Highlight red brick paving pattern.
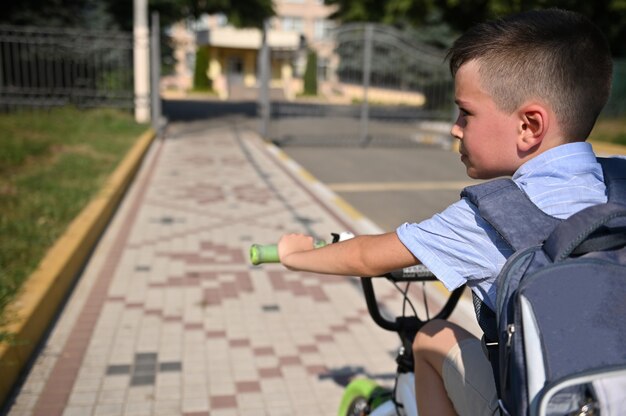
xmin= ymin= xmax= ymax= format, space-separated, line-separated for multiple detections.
xmin=9 ymin=125 xmax=416 ymax=416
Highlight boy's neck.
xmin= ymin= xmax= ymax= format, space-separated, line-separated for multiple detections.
xmin=515 ymin=140 xmax=591 ymax=174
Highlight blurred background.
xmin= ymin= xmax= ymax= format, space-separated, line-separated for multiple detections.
xmin=1 ymin=0 xmax=625 ymax=146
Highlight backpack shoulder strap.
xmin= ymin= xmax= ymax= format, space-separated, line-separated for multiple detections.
xmin=461 ymin=178 xmax=561 ymax=251
xmin=598 ymin=157 xmax=626 ymax=205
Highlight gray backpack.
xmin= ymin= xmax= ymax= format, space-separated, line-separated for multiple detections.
xmin=461 ymin=157 xmax=626 ymax=416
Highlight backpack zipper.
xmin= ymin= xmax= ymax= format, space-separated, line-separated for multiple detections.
xmin=506 ymin=323 xmax=516 ymax=347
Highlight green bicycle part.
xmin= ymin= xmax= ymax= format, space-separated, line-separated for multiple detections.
xmin=250 ymin=244 xmax=279 ymax=265
xmin=337 ymin=378 xmax=390 ymax=416
xmin=249 ymin=240 xmax=327 ymax=265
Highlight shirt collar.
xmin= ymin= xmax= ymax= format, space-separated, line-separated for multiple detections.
xmin=512 ymin=142 xmax=596 ymax=180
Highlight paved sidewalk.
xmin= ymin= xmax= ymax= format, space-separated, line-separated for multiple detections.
xmin=5 ymin=118 xmax=477 ymax=416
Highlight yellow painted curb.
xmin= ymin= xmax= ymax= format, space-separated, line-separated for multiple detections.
xmin=0 ymin=128 xmax=156 ymax=407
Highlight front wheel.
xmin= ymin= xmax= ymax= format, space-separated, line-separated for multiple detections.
xmin=337 ymin=378 xmax=391 ymax=416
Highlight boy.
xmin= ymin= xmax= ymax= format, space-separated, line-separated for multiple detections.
xmin=277 ymin=9 xmax=613 ymax=415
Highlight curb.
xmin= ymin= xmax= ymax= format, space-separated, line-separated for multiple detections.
xmin=262 ymin=140 xmax=384 ymax=236
xmin=0 ymin=128 xmax=157 ymax=407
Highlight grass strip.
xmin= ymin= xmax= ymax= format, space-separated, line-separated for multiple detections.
xmin=0 ymin=107 xmax=146 ymax=338
xmin=591 ymin=115 xmax=626 ymax=145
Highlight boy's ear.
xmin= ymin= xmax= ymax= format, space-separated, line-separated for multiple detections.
xmin=518 ymin=104 xmax=549 ymax=152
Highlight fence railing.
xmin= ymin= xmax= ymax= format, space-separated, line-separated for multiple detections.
xmin=265 ymin=23 xmax=455 ymax=148
xmin=0 ymin=25 xmax=134 ymax=110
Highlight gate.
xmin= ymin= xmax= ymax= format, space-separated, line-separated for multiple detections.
xmin=0 ymin=25 xmax=134 ymax=110
xmin=268 ymin=23 xmax=454 ymax=148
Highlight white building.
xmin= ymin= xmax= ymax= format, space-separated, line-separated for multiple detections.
xmin=165 ymin=0 xmax=337 ymax=100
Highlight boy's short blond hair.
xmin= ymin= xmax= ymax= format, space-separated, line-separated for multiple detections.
xmin=447 ymin=9 xmax=613 ymax=140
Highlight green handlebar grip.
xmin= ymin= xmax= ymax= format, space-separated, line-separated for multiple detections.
xmin=250 ymin=244 xmax=279 ymax=265
xmin=250 ymin=240 xmax=327 ymax=265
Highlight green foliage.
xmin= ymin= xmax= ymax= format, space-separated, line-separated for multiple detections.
xmin=605 ymin=59 xmax=626 ymax=116
xmin=193 ymin=47 xmax=212 ymax=91
xmin=0 ymin=107 xmax=146 ymax=340
xmin=0 ymin=271 xmax=16 ymax=344
xmin=1 ymin=0 xmax=276 ymax=32
xmin=591 ymin=115 xmax=626 ymax=145
xmin=303 ymin=50 xmax=318 ymax=96
xmin=1 ymin=0 xmax=90 ymax=28
xmin=212 ymin=0 xmax=275 ymax=29
xmin=325 ymin=0 xmax=626 ymax=57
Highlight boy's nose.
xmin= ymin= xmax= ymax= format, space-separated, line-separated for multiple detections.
xmin=450 ymin=123 xmax=463 ymax=140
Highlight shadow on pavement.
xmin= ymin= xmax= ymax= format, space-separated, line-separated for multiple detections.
xmin=163 ymin=99 xmax=258 ymax=122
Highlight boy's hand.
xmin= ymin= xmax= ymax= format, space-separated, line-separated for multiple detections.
xmin=277 ymin=233 xmax=316 ymax=267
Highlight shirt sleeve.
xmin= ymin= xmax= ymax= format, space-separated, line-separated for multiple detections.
xmin=396 ymin=198 xmax=513 ymax=308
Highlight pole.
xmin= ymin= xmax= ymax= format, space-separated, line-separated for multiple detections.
xmin=133 ymin=0 xmax=150 ymax=123
xmin=258 ymin=20 xmax=270 ymax=139
xmin=359 ymin=24 xmax=373 ymax=147
xmin=151 ymin=12 xmax=162 ymax=134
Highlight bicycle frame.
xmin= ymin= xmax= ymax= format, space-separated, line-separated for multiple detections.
xmin=352 ymin=275 xmax=465 ymax=416
xmin=364 ymin=372 xmax=416 ymax=416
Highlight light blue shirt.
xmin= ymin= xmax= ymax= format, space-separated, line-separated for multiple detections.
xmin=396 ymin=142 xmax=607 ymax=309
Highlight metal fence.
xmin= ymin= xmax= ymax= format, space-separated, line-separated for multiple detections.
xmin=0 ymin=25 xmax=134 ymax=110
xmin=267 ymin=23 xmax=455 ymax=148
xmin=334 ymin=23 xmax=453 ymax=118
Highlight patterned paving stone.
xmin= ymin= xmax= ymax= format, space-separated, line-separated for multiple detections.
xmin=3 ymin=120 xmax=477 ymax=416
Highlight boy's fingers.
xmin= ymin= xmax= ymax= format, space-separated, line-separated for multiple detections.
xmin=278 ymin=234 xmax=315 ymax=260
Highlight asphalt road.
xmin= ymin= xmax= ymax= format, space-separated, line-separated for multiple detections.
xmin=282 ymin=144 xmax=478 ymax=231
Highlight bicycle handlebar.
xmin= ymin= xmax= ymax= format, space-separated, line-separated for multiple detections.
xmin=250 ymin=241 xmax=327 ymax=265
xmin=249 ymin=234 xmax=464 ymax=335
xmin=387 ymin=265 xmax=437 ymax=281
xmin=250 ymin=232 xmax=355 ymax=265
xmin=249 ymin=235 xmax=438 ymax=283
xmin=362 ymin=277 xmax=465 ymax=332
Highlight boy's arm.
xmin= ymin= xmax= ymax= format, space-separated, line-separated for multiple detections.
xmin=278 ymin=232 xmax=419 ymax=277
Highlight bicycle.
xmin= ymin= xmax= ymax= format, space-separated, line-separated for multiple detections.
xmin=250 ymin=232 xmax=466 ymax=416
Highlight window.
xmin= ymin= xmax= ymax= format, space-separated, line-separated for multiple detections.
xmin=215 ymin=13 xmax=228 ymax=27
xmin=317 ymin=57 xmax=329 ymax=80
xmin=282 ymin=16 xmax=304 ymax=33
xmin=186 ymin=52 xmax=195 ymax=76
xmin=314 ymin=19 xmax=334 ymax=40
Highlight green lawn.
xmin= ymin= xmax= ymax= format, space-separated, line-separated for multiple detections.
xmin=590 ymin=115 xmax=626 ymax=145
xmin=0 ymin=107 xmax=147 ymax=340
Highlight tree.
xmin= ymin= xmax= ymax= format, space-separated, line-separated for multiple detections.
xmin=193 ymin=47 xmax=212 ymax=91
xmin=326 ymin=0 xmax=389 ymax=23
xmin=303 ymin=50 xmax=318 ymax=96
xmin=1 ymin=0 xmax=276 ymax=32
xmin=1 ymin=0 xmax=106 ymax=29
xmin=325 ymin=0 xmax=626 ymax=57
xmin=105 ymin=0 xmax=275 ymax=31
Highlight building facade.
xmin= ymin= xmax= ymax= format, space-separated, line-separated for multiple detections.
xmin=165 ymin=0 xmax=337 ymax=100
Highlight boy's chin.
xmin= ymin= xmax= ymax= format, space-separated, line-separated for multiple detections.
xmin=464 ymin=164 xmax=481 ymax=179
xmin=463 ymin=159 xmax=501 ymax=179
xmin=466 ymin=167 xmax=499 ymax=180
xmin=466 ymin=170 xmax=483 ymax=179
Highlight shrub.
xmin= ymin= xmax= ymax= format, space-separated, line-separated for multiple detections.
xmin=303 ymin=50 xmax=318 ymax=96
xmin=193 ymin=47 xmax=212 ymax=91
